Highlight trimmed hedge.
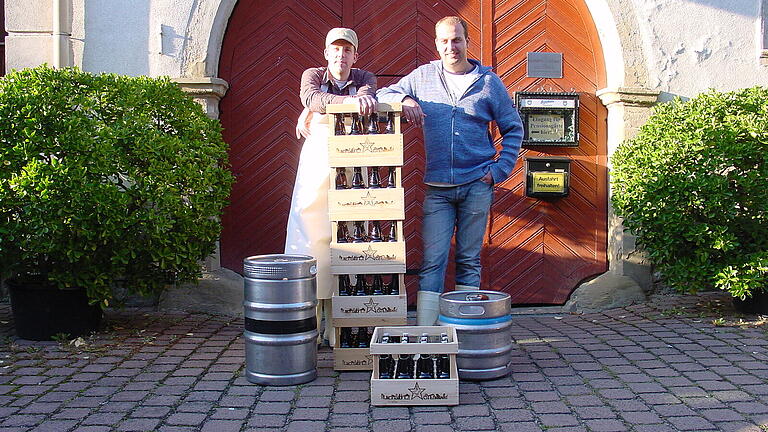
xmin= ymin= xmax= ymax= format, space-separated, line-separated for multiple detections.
xmin=611 ymin=87 xmax=768 ymax=299
xmin=0 ymin=66 xmax=234 ymax=306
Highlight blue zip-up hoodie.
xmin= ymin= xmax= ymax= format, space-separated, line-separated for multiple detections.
xmin=377 ymin=59 xmax=523 ymax=185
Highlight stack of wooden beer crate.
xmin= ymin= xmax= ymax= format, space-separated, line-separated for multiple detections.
xmin=325 ymin=103 xmax=408 ymax=370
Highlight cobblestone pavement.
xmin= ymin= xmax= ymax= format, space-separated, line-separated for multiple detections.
xmin=1 ymin=293 xmax=767 ymax=432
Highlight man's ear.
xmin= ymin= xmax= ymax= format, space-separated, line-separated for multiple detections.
xmin=353 ymin=51 xmax=359 ymax=64
xmin=323 ymin=48 xmax=330 ymax=61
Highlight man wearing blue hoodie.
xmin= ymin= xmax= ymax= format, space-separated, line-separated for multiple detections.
xmin=377 ymin=16 xmax=523 ymax=325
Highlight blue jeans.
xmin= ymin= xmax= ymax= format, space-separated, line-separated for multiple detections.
xmin=419 ymin=179 xmax=494 ymax=293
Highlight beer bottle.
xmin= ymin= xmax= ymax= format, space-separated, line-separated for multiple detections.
xmin=369 ymin=221 xmax=383 ymax=242
xmin=351 ymin=167 xmax=365 ymax=189
xmin=395 ymin=333 xmax=414 ymax=379
xmin=337 ymin=222 xmax=350 ymax=243
xmin=378 ymin=333 xmax=394 ymax=379
xmin=371 ymin=274 xmax=384 ymax=295
xmin=436 ymin=332 xmax=450 ymax=378
xmin=356 ymin=327 xmax=370 ymax=348
xmin=354 ymin=274 xmax=367 ymax=296
xmin=386 ymin=167 xmax=396 ymax=188
xmin=352 ymin=221 xmax=365 ymax=243
xmin=339 ymin=328 xmax=352 ymax=348
xmin=387 ymin=274 xmax=400 ymax=295
xmin=334 ymin=113 xmax=346 ymax=135
xmin=350 ymin=113 xmax=363 ymax=135
xmin=335 ymin=167 xmax=348 ymax=189
xmin=368 ymin=166 xmax=381 ymax=189
xmin=338 ymin=274 xmax=351 ymax=296
xmin=416 ymin=333 xmax=435 ymax=379
xmin=384 ymin=112 xmax=396 ymax=134
xmin=387 ymin=221 xmax=397 ymax=242
xmin=367 ymin=113 xmax=380 ymax=134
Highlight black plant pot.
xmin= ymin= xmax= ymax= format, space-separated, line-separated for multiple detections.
xmin=732 ymin=290 xmax=768 ymax=315
xmin=7 ymin=278 xmax=103 ymax=341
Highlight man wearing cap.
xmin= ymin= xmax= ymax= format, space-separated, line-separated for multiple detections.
xmin=286 ymin=28 xmax=377 ymax=346
xmin=377 ymin=16 xmax=523 ymax=325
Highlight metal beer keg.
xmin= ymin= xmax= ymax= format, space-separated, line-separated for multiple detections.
xmin=243 ymin=254 xmax=318 ymax=385
xmin=437 ymin=290 xmax=513 ymax=380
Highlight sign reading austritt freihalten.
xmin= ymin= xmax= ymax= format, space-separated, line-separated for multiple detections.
xmin=526 ymin=52 xmax=563 ymax=78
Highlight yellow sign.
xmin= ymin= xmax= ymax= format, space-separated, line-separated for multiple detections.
xmin=531 ymin=172 xmax=566 ymax=193
xmin=528 ymin=113 xmax=565 ymax=141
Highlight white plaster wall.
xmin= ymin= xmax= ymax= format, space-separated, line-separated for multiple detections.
xmin=631 ymin=0 xmax=767 ymax=100
xmin=81 ymin=0 xmax=150 ymax=76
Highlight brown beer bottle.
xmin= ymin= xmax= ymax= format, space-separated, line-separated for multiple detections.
xmin=350 ymin=113 xmax=363 ymax=135
xmin=337 ymin=222 xmax=350 ymax=243
xmin=436 ymin=332 xmax=451 ymax=378
xmin=369 ymin=221 xmax=383 ymax=242
xmin=387 ymin=221 xmax=397 ymax=242
xmin=338 ymin=274 xmax=351 ymax=296
xmin=387 ymin=274 xmax=399 ymax=295
xmin=386 ymin=167 xmax=396 ymax=188
xmin=395 ymin=333 xmax=414 ymax=379
xmin=367 ymin=113 xmax=380 ymax=134
xmin=356 ymin=327 xmax=370 ymax=348
xmin=339 ymin=328 xmax=352 ymax=348
xmin=351 ymin=167 xmax=365 ymax=189
xmin=334 ymin=114 xmax=346 ymax=135
xmin=379 ymin=333 xmax=394 ymax=379
xmin=371 ymin=274 xmax=384 ymax=295
xmin=335 ymin=167 xmax=348 ymax=189
xmin=352 ymin=221 xmax=365 ymax=242
xmin=416 ymin=333 xmax=435 ymax=379
xmin=354 ymin=274 xmax=367 ymax=296
xmin=384 ymin=112 xmax=396 ymax=134
xmin=368 ymin=166 xmax=381 ymax=189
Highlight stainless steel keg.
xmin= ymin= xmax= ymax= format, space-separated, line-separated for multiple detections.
xmin=437 ymin=290 xmax=513 ymax=380
xmin=243 ymin=254 xmax=318 ymax=385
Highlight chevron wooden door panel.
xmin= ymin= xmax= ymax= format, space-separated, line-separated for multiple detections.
xmin=217 ymin=0 xmax=606 ymax=305
xmin=488 ymin=0 xmax=607 ymax=304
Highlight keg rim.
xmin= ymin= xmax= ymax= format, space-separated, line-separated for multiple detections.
xmin=439 ymin=289 xmax=511 ymax=305
xmin=244 ymin=254 xmax=315 ymax=264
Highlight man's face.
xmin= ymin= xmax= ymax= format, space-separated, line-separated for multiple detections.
xmin=435 ymin=22 xmax=468 ymax=68
xmin=324 ymin=40 xmax=357 ymax=79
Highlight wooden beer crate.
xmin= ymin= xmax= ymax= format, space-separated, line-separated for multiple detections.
xmin=330 ymin=240 xmax=406 ymax=274
xmin=331 ymin=274 xmax=406 ymax=321
xmin=333 ymin=326 xmax=375 ymax=370
xmin=369 ymin=326 xmax=459 ymax=406
xmin=326 ymin=102 xmax=403 ymax=167
xmin=327 ymin=182 xmax=405 ymax=221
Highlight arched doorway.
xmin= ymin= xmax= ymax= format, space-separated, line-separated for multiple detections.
xmin=218 ymin=0 xmax=607 ymax=304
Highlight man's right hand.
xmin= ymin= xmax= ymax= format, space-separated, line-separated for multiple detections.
xmin=402 ymin=97 xmax=426 ymax=127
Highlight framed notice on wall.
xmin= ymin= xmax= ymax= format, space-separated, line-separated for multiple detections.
xmin=514 ymin=92 xmax=579 ymax=147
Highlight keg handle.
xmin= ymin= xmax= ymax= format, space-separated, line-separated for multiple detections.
xmin=457 ymin=305 xmax=486 ymax=316
xmin=465 ymin=293 xmax=489 ymax=301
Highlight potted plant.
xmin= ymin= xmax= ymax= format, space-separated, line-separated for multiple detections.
xmin=0 ymin=66 xmax=234 ymax=339
xmin=611 ymin=87 xmax=768 ymax=313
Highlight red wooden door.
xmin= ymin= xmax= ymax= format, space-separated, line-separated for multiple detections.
xmin=218 ymin=0 xmax=606 ymax=305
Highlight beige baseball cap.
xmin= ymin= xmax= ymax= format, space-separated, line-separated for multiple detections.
xmin=325 ymin=27 xmax=358 ymax=51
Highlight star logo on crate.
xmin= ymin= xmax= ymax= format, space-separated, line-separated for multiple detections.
xmin=363 ymin=298 xmax=380 ymax=313
xmin=360 ymin=190 xmax=377 ymax=200
xmin=362 ymin=246 xmax=379 ymax=260
xmin=358 ymin=137 xmax=375 ymax=152
xmin=409 ymin=382 xmax=426 ymax=400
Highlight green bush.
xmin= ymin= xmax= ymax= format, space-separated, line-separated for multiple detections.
xmin=611 ymin=87 xmax=768 ymax=299
xmin=0 ymin=66 xmax=234 ymax=306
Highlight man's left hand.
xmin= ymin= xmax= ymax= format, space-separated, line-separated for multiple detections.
xmin=344 ymin=95 xmax=378 ymax=116
xmin=481 ymin=172 xmax=494 ymax=185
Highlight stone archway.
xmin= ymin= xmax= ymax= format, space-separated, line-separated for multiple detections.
xmin=175 ymin=0 xmax=659 ymax=307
